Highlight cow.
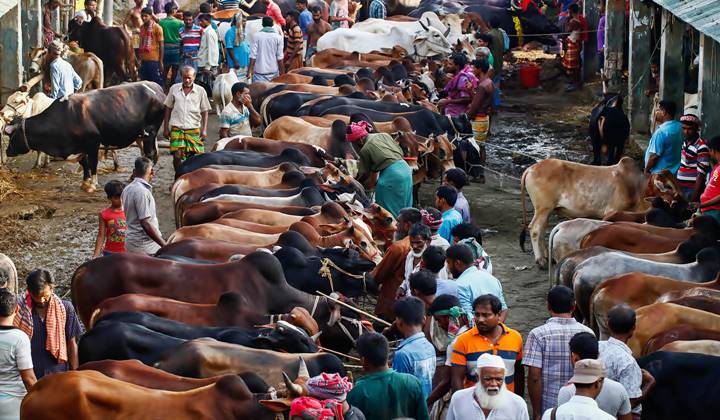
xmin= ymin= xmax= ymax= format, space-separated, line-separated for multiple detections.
xmin=628 ymin=303 xmax=720 ymax=357
xmin=174 ymin=149 xmax=312 ymax=179
xmin=643 ymin=325 xmax=720 ymax=355
xmin=519 ymin=158 xmax=680 ymax=268
xmin=79 ymin=359 xmax=273 ymax=393
xmin=20 ymin=370 xmax=276 ymax=420
xmin=29 ymin=45 xmax=104 ymax=91
xmin=154 ymin=338 xmax=345 ymax=388
xmin=0 ymin=253 xmax=17 ymax=293
xmin=316 ymin=25 xmax=452 ymax=58
xmin=180 ymin=201 xmax=317 ymax=227
xmin=4 ymin=82 xmax=163 ymax=192
xmin=659 ymin=340 xmax=720 ymax=357
xmin=264 ymin=116 xmax=357 ymax=159
xmin=638 ymin=352 xmax=720 ymax=419
xmin=588 ymin=95 xmax=630 ymax=165
xmin=572 ymin=247 xmax=720 ymax=323
xmin=68 ymin=17 xmax=136 ymax=84
xmin=214 ymin=136 xmax=330 ymax=167
xmin=547 ymin=219 xmax=611 ymax=281
xmin=79 ymin=313 xmax=317 ymax=364
xmin=212 ymin=71 xmax=239 ymax=115
xmin=310 ymin=49 xmax=392 ymax=69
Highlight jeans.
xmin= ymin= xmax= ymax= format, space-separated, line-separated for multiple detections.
xmin=139 ymin=61 xmax=163 ymax=86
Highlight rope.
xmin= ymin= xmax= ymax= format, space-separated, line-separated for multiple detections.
xmin=318 ymin=257 xmax=366 ymax=294
xmin=506 ymin=29 xmax=601 ymax=38
xmin=482 ymin=141 xmax=547 ymax=161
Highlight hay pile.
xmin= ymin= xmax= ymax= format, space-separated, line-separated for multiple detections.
xmin=0 ymin=170 xmax=20 ymax=201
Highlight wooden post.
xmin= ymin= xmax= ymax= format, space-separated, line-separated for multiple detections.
xmin=698 ymin=35 xmax=720 ymax=138
xmin=628 ymin=0 xmax=652 ymax=134
xmin=603 ymin=0 xmax=624 ymax=94
xmin=102 ymin=0 xmax=113 ymax=25
xmin=582 ymin=0 xmax=599 ymax=82
xmin=659 ymin=9 xmax=685 ymax=113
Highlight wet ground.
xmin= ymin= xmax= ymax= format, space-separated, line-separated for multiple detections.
xmin=0 ymin=70 xmax=605 ymax=336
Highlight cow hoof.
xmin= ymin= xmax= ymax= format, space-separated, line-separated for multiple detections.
xmin=535 ymin=260 xmax=548 ymax=270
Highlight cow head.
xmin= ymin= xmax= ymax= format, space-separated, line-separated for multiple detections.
xmin=413 ymin=26 xmax=452 ymax=58
xmin=28 ymin=48 xmax=48 ymax=75
xmin=258 ymin=357 xmax=312 ymax=413
xmin=319 ymin=172 xmax=371 ymax=208
xmin=3 ymin=118 xmax=30 ymax=157
xmin=361 ymin=203 xmax=397 ymax=248
xmin=324 ymin=221 xmax=383 ymax=265
xmin=252 ymin=321 xmax=318 ymax=353
xmin=426 ymin=134 xmax=456 ymax=178
xmin=318 ymin=247 xmax=377 ymax=296
xmin=645 ymin=170 xmax=685 ymax=208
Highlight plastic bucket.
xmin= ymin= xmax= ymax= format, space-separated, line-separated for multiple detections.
xmin=519 ymin=65 xmax=541 ymax=89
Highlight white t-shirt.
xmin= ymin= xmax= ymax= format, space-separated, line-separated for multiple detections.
xmin=0 ymin=327 xmax=32 ymax=399
xmin=557 ymin=379 xmax=631 ymax=417
xmin=250 ymin=30 xmax=284 ymax=74
xmin=541 ymin=395 xmax=615 ymax=420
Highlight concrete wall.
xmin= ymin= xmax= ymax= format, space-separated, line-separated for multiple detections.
xmin=628 ymin=0 xmax=652 ymax=134
xmin=659 ymin=9 xmax=685 ymax=113
xmin=698 ymin=34 xmax=720 ymax=137
xmin=0 ymin=4 xmax=23 ymax=104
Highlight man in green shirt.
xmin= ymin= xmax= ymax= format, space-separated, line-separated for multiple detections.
xmin=159 ymin=3 xmax=184 ymax=88
xmin=347 ymin=332 xmax=430 ymax=420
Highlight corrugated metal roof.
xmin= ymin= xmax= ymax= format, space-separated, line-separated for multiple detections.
xmin=654 ymin=0 xmax=720 ymax=43
xmin=0 ymin=0 xmax=18 ymax=19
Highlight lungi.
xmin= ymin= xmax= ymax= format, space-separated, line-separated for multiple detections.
xmin=471 ymin=114 xmax=490 ymax=178
xmin=169 ymin=127 xmax=204 ymax=157
xmin=253 ymin=72 xmax=278 ymax=83
xmin=375 ymin=159 xmax=413 ymax=218
xmin=163 ymin=43 xmax=181 ymax=67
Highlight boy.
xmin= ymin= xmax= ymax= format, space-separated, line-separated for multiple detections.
xmin=92 ymin=180 xmax=127 ymax=258
xmin=697 ymin=136 xmax=720 ymax=223
xmin=436 ymin=186 xmax=463 ymax=243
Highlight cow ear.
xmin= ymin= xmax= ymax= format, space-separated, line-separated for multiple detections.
xmin=258 ymin=399 xmax=293 ymax=413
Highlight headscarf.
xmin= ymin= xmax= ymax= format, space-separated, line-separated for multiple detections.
xmin=306 ymin=373 xmax=353 ymax=401
xmin=429 ymin=305 xmax=467 ymax=352
xmin=289 ymin=397 xmax=337 ymax=420
xmin=458 ymin=237 xmax=492 ymax=272
xmin=232 ymin=12 xmax=244 ymax=46
xmin=420 ymin=209 xmax=443 ymax=230
xmin=346 ymin=121 xmax=370 ymax=142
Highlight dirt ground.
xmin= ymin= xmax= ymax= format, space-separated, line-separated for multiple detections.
xmin=0 ymin=67 xmax=609 ymax=336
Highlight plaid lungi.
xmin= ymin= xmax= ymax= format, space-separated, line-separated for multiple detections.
xmin=169 ymin=127 xmax=203 ymax=156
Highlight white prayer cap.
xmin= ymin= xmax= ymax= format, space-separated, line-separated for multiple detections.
xmin=475 ymin=353 xmax=506 ymax=372
xmin=74 ymin=10 xmax=87 ymax=19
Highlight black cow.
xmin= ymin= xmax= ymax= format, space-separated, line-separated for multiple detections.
xmin=639 ymin=351 xmax=720 ymax=419
xmin=262 ymin=92 xmax=329 ymax=123
xmin=589 ymin=95 xmax=631 ymax=165
xmin=174 ymin=149 xmax=311 ymax=178
xmin=68 ymin=17 xmax=135 ymax=84
xmin=274 ymin=246 xmax=376 ymax=297
xmin=200 ymin=179 xmax=319 ymax=201
xmin=4 ymin=82 xmax=163 ymax=192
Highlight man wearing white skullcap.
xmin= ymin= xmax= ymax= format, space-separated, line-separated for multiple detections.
xmin=447 ymin=353 xmax=529 ymax=419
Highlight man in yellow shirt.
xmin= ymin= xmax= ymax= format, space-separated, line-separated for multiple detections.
xmin=138 ymin=8 xmax=165 ymax=86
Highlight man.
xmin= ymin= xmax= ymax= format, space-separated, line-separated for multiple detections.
xmin=284 ymin=10 xmax=305 ymax=71
xmin=179 ymin=11 xmax=204 ymax=75
xmin=0 ymin=289 xmax=36 ymax=418
xmin=329 ymin=0 xmax=351 ymax=29
xmin=121 ymin=157 xmax=166 ymax=254
xmin=163 ymin=66 xmax=211 ymax=170
xmin=392 ymin=297 xmax=436 ymax=398
xmin=47 ymin=41 xmax=82 ymax=99
xmin=84 ymin=0 xmax=97 ymax=20
xmin=368 ymin=0 xmax=386 ymax=20
xmin=225 ymin=12 xmax=250 ymax=80
xmin=558 ymin=332 xmax=632 ymax=420
xmin=447 ymin=353 xmax=529 ymax=420
xmin=422 ymin=207 xmax=450 ymax=250
xmin=409 ymin=269 xmax=437 ymax=311
xmin=262 ymin=0 xmax=286 ymax=26
xmin=347 ymin=332 xmax=430 ymax=420
xmin=422 ymin=246 xmax=454 ymax=296
xmin=297 ymin=0 xmax=313 ymax=39
xmin=487 ymin=18 xmax=505 ymax=82
xmin=446 ymin=244 xmax=506 ymax=322
xmin=450 ymin=295 xmax=523 ymax=394
xmin=159 ymin=3 xmax=184 ymax=87
xmin=542 ymin=359 xmax=614 ymax=420
xmin=451 ymin=222 xmax=493 ymax=274
xmin=467 ymin=59 xmax=495 ymax=184
xmin=305 ymin=373 xmax=365 ymax=419
xmin=438 ymin=54 xmax=477 ymax=117
xmin=596 ymin=0 xmax=605 ymax=75
xmin=599 ymin=305 xmax=655 ymax=419
xmin=138 ymin=8 xmax=165 ymax=87
xmin=644 ymin=100 xmax=683 ymax=175
xmin=125 ymin=0 xmax=145 ymax=58
xmin=197 ymin=13 xmax=219 ymax=91
xmin=401 ymin=223 xmax=432 ymax=289
xmin=42 ymin=0 xmax=62 ymax=46
xmin=219 ymin=82 xmax=261 ymax=138
xmin=249 ymin=16 xmax=284 ymax=83
xmin=444 ymin=168 xmax=471 ymax=222
xmin=306 ymin=6 xmax=331 ymax=63
xmin=150 ymin=0 xmax=179 ymax=14
xmin=436 ymin=186 xmax=463 ymax=243
xmin=523 ymin=285 xmax=594 ymax=420
xmin=372 ymin=207 xmax=421 ymax=320
xmin=677 ymin=113 xmax=709 ymax=201
xmin=14 ymin=270 xmax=82 ymax=379
xmin=698 ymin=136 xmax=720 ymax=223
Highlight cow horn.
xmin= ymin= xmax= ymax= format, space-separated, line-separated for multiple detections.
xmin=290 ymin=313 xmax=297 ymax=319
xmin=419 ymin=19 xmax=429 ymax=31
xmin=444 ymin=26 xmax=451 ymax=37
xmin=282 ymin=372 xmax=304 ymax=397
xmin=311 ymin=331 xmax=322 ymax=341
xmin=297 ymin=356 xmax=310 ymax=380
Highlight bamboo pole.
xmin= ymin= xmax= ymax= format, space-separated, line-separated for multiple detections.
xmin=319 ymin=346 xmax=361 ymax=361
xmin=316 ymin=291 xmax=391 ymax=327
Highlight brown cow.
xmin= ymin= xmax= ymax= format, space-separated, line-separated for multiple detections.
xmin=642 ymin=324 xmax=720 ymax=355
xmin=212 ymin=219 xmax=290 ymax=234
xmin=29 ymin=45 xmax=104 ymax=91
xmin=221 ymin=201 xmax=348 ymax=227
xmin=628 ymin=303 xmax=720 ymax=357
xmin=519 ymin=158 xmax=681 ymax=268
xmin=20 ymin=370 xmax=274 ymax=420
xmin=181 ymin=201 xmax=317 ymax=227
xmin=155 ymin=238 xmax=257 ymax=262
xmin=310 ymin=48 xmax=392 ymax=69
xmin=658 ymin=339 xmax=720 ymax=356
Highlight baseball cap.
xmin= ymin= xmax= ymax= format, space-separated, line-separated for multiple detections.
xmin=568 ymin=359 xmax=605 ymax=384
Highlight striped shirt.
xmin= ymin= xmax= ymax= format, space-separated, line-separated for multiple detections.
xmin=369 ymin=0 xmax=386 ymax=19
xmin=677 ymin=136 xmax=710 ymax=188
xmin=450 ymin=323 xmax=523 ymax=391
xmin=179 ymin=24 xmax=203 ymax=58
xmin=522 ymin=317 xmax=594 ymax=413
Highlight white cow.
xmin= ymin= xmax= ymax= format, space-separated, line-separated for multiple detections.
xmin=212 ymin=71 xmax=240 ymax=115
xmin=317 ymin=25 xmax=451 ymax=57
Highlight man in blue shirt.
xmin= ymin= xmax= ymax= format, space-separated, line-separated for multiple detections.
xmin=391 ymin=297 xmax=436 ymax=398
xmin=225 ymin=13 xmax=250 ymax=79
xmin=296 ymin=0 xmax=313 ymax=40
xmin=645 ymin=100 xmax=683 ymax=175
xmin=446 ymin=244 xmax=507 ymax=325
xmin=47 ymin=42 xmax=82 ymax=99
xmin=436 ymin=185 xmax=463 ymax=243
xmin=368 ymin=0 xmax=386 ymax=19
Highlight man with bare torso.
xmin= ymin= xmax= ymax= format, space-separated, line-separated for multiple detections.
xmin=125 ymin=0 xmax=145 ymax=59
xmin=305 ymin=5 xmax=331 ymax=64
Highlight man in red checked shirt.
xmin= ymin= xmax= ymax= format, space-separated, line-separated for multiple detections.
xmin=261 ymin=0 xmax=286 ymax=26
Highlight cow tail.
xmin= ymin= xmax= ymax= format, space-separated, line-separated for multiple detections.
xmin=93 ymin=54 xmax=105 ymax=89
xmin=588 ymin=287 xmax=600 ymax=335
xmin=519 ymin=168 xmax=529 ymax=252
xmin=88 ymin=308 xmax=101 ymax=329
xmin=547 ymin=224 xmax=560 ymax=286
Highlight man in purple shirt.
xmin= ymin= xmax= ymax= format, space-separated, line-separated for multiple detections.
xmin=597 ymin=0 xmax=605 ymax=73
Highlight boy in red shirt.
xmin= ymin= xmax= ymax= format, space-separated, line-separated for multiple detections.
xmin=92 ymin=180 xmax=127 ymax=258
xmin=698 ymin=136 xmax=720 ymax=223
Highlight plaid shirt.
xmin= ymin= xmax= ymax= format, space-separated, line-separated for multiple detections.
xmin=368 ymin=0 xmax=386 ymax=19
xmin=522 ymin=317 xmax=594 ymax=412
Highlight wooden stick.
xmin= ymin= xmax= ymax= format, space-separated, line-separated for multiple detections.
xmin=343 ymin=364 xmax=363 ymax=369
xmin=319 ymin=346 xmax=361 ymax=362
xmin=316 ymin=291 xmax=391 ymax=327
